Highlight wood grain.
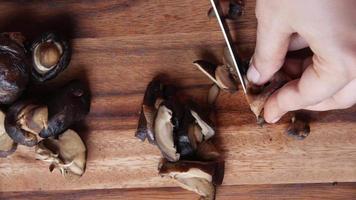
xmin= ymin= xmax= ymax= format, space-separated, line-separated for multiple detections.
xmin=2 ymin=183 xmax=356 ymax=200
xmin=0 ymin=0 xmax=356 ymax=195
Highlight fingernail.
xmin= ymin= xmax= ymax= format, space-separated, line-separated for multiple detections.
xmin=247 ymin=62 xmax=260 ymax=84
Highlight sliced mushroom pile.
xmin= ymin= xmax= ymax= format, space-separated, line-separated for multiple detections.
xmin=136 ymin=78 xmax=224 ymax=200
xmin=193 ymin=46 xmax=311 ymax=139
xmin=0 ymin=31 xmax=90 ymax=179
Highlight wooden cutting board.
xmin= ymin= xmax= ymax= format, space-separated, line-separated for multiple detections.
xmin=1 ymin=0 xmax=356 ymax=195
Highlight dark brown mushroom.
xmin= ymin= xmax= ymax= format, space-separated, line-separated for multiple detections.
xmin=35 ymin=129 xmax=86 ymax=179
xmin=159 ymin=159 xmax=225 ymax=200
xmin=0 ymin=32 xmax=29 ymax=104
xmin=5 ymin=100 xmax=45 ymax=147
xmin=286 ymin=112 xmax=311 ymax=140
xmin=39 ymin=80 xmax=90 ymax=138
xmin=0 ymin=110 xmax=17 ymax=157
xmin=29 ymin=32 xmax=71 ymax=82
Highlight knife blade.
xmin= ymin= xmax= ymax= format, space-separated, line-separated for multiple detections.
xmin=209 ymin=0 xmax=247 ymax=94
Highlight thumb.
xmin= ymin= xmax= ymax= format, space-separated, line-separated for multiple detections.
xmin=247 ymin=20 xmax=293 ymax=85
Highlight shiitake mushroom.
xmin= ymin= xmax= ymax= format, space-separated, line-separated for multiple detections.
xmin=39 ymin=80 xmax=90 ymax=138
xmin=5 ymin=80 xmax=90 ymax=146
xmin=29 ymin=32 xmax=71 ymax=82
xmin=0 ymin=32 xmax=29 ymax=104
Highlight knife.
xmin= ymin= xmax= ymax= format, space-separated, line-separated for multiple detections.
xmin=209 ymin=0 xmax=247 ymax=94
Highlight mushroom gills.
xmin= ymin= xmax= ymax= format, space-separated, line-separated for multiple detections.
xmin=30 ymin=32 xmax=71 ymax=82
xmin=35 ymin=129 xmax=86 ymax=179
xmin=33 ymin=41 xmax=63 ymax=74
xmin=0 ymin=110 xmax=17 ymax=157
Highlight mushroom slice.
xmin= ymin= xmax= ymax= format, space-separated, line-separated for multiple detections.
xmin=35 ymin=129 xmax=86 ymax=179
xmin=193 ymin=60 xmax=237 ymax=92
xmin=190 ymin=110 xmax=215 ymax=141
xmin=5 ymin=100 xmax=46 ymax=147
xmin=215 ymin=66 xmax=237 ymax=91
xmin=39 ymin=80 xmax=91 ymax=138
xmin=30 ymin=32 xmax=71 ymax=82
xmin=287 ymin=112 xmax=311 ymax=140
xmin=0 ymin=32 xmax=29 ymax=105
xmin=135 ymin=79 xmax=162 ymax=143
xmin=159 ymin=160 xmax=225 ymax=200
xmin=154 ymin=104 xmax=180 ymax=162
xmin=208 ymin=84 xmax=220 ymax=106
xmin=0 ymin=110 xmax=17 ymax=157
xmin=245 ymin=71 xmax=290 ymax=122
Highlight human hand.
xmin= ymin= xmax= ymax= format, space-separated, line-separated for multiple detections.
xmin=247 ymin=0 xmax=356 ymax=123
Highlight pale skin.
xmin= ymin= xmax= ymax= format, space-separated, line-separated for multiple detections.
xmin=247 ymin=0 xmax=356 ymax=123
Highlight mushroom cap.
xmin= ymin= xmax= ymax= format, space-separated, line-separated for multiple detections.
xmin=39 ymin=80 xmax=91 ymax=138
xmin=0 ymin=33 xmax=29 ymax=104
xmin=36 ymin=129 xmax=86 ymax=179
xmin=30 ymin=32 xmax=71 ymax=82
xmin=0 ymin=110 xmax=17 ymax=157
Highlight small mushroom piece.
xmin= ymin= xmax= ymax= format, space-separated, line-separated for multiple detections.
xmin=191 ymin=110 xmax=215 ymax=141
xmin=159 ymin=160 xmax=225 ymax=200
xmin=193 ymin=60 xmax=237 ymax=92
xmin=35 ymin=129 xmax=86 ymax=179
xmin=29 ymin=32 xmax=71 ymax=82
xmin=227 ymin=0 xmax=245 ymax=19
xmin=0 ymin=32 xmax=29 ymax=104
xmin=0 ymin=110 xmax=17 ymax=157
xmin=245 ymin=71 xmax=290 ymax=122
xmin=154 ymin=104 xmax=180 ymax=162
xmin=5 ymin=100 xmax=47 ymax=147
xmin=207 ymin=84 xmax=220 ymax=106
xmin=287 ymin=112 xmax=311 ymax=140
xmin=39 ymin=80 xmax=90 ymax=138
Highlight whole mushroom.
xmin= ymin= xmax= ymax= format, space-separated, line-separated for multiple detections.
xmin=29 ymin=32 xmax=71 ymax=82
xmin=5 ymin=80 xmax=91 ymax=146
xmin=0 ymin=32 xmax=29 ymax=104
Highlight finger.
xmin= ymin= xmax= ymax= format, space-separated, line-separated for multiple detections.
xmin=288 ymin=33 xmax=308 ymax=51
xmin=306 ymin=79 xmax=356 ymax=111
xmin=263 ymin=56 xmax=350 ymax=123
xmin=282 ymin=57 xmax=312 ymax=79
xmin=247 ymin=19 xmax=293 ymax=85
